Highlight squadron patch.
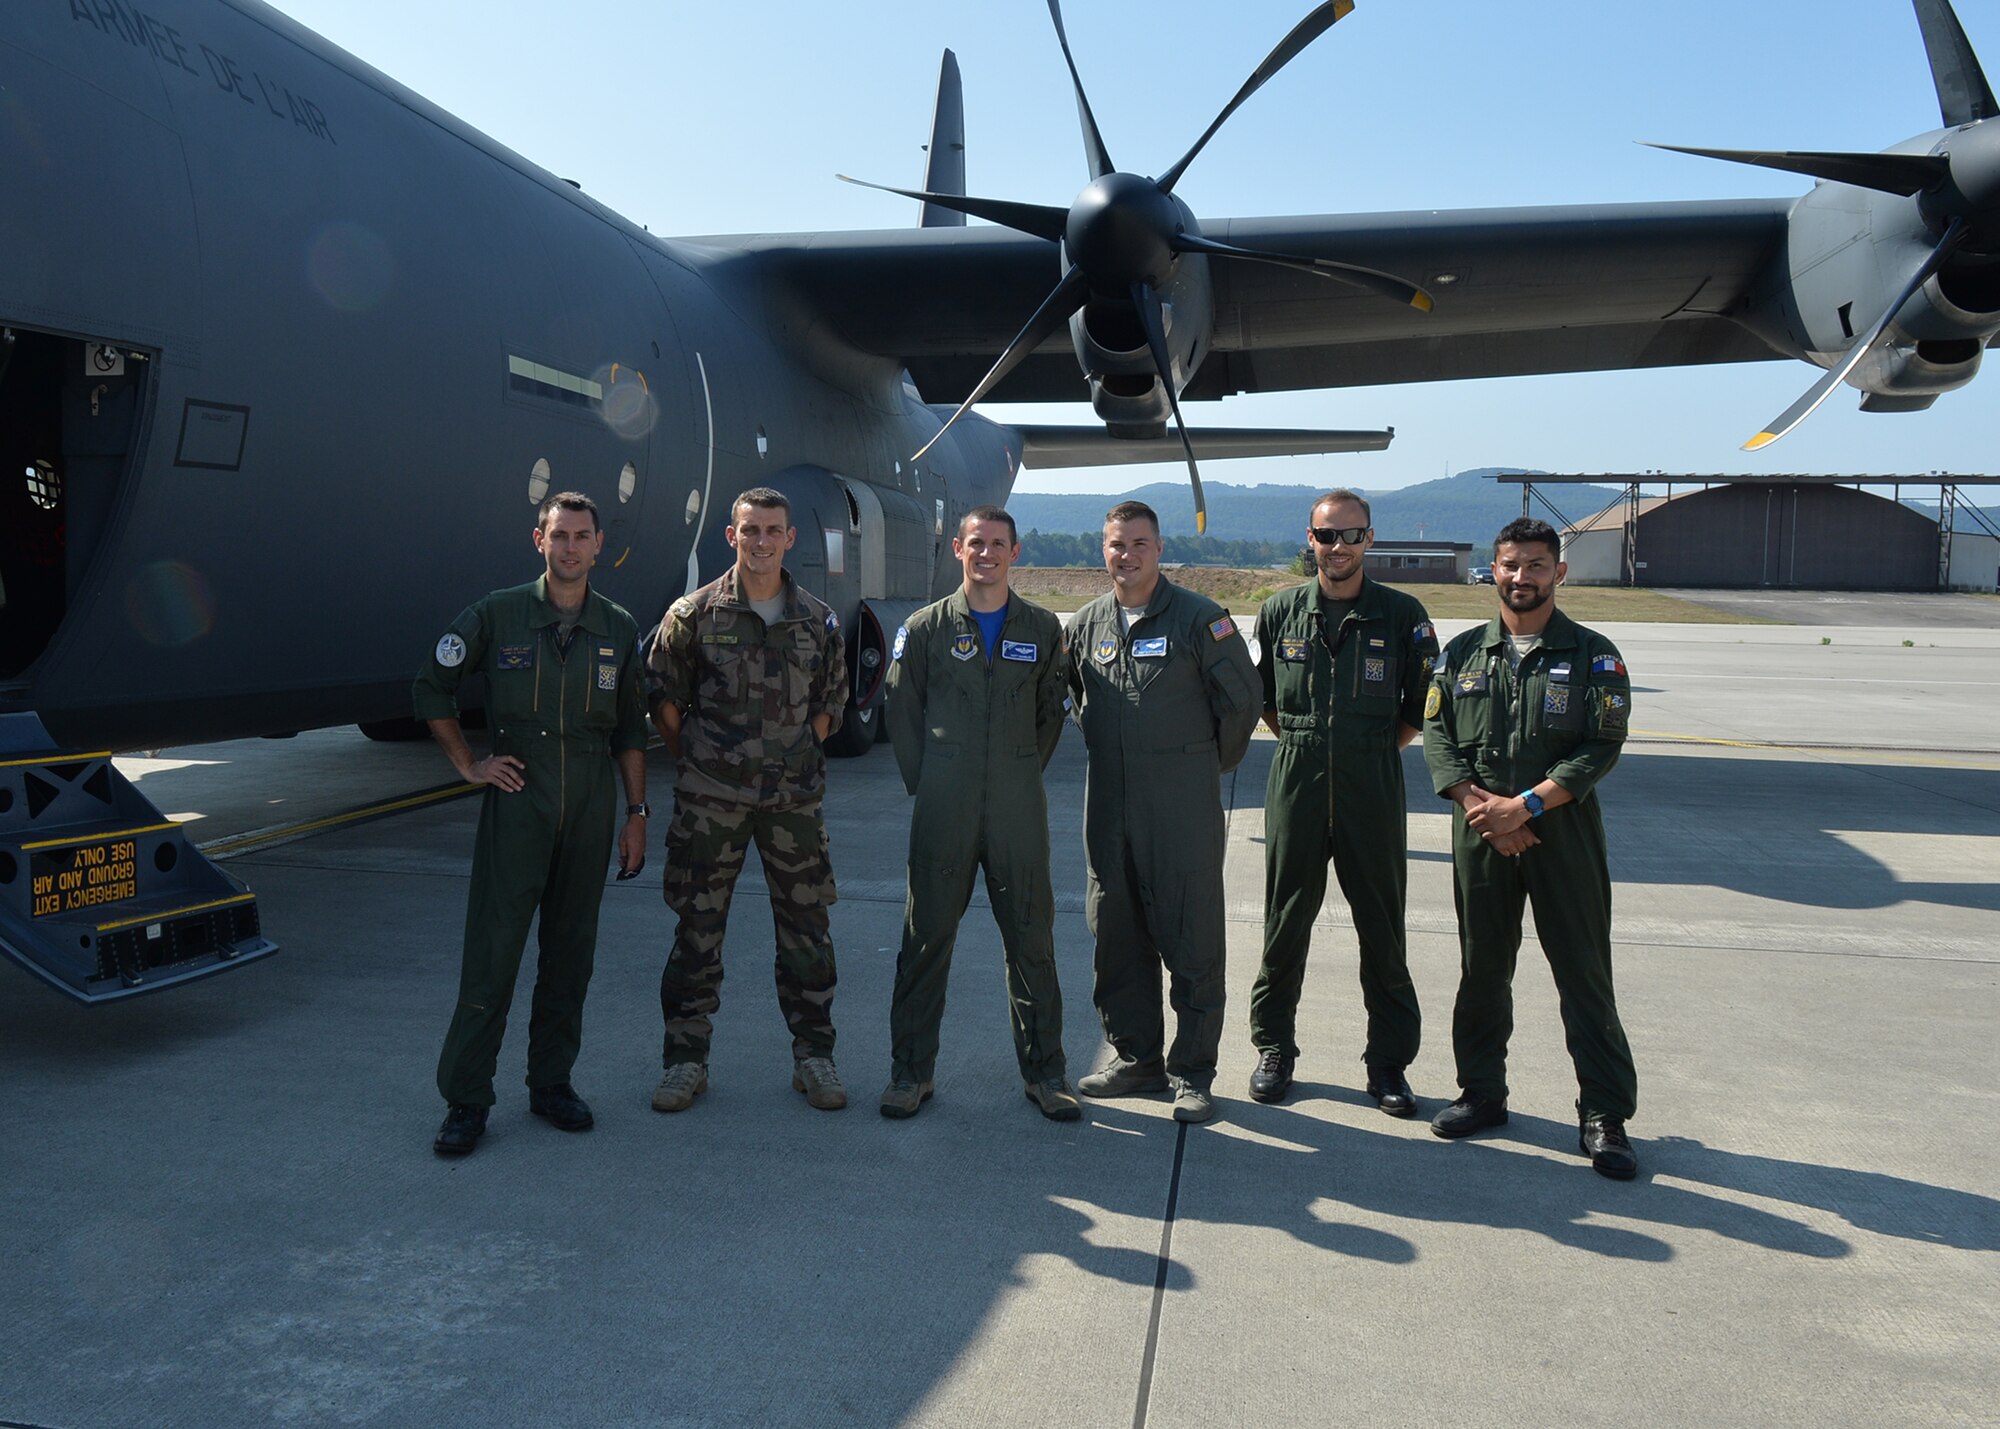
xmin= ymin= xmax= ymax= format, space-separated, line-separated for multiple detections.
xmin=597 ymin=663 xmax=618 ymax=691
xmin=951 ymin=632 xmax=978 ymax=661
xmin=1424 ymin=683 xmax=1442 ymax=721
xmin=1457 ymin=670 xmax=1490 ymax=695
xmin=670 ymin=598 xmax=695 ymax=620
xmin=1544 ymin=686 xmax=1571 ymax=716
xmin=1602 ymin=690 xmax=1630 ymax=733
xmin=1000 ymin=640 xmax=1038 ymax=662
xmin=1363 ymin=657 xmax=1386 ymax=683
xmin=1208 ymin=615 xmax=1236 ymax=641
xmin=1133 ymin=637 xmax=1167 ymax=658
xmin=435 ymin=634 xmax=466 ymax=668
xmin=497 ymin=644 xmax=533 ymax=670
xmin=1277 ymin=637 xmax=1310 ymax=663
xmin=892 ymin=625 xmax=909 ymax=660
xmin=1094 ymin=634 xmax=1120 ymax=664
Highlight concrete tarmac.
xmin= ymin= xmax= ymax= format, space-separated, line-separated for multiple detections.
xmin=2 ymin=618 xmax=1996 ymax=1428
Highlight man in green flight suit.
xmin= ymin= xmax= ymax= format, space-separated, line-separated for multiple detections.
xmin=417 ymin=491 xmax=650 ymax=1158
xmin=645 ymin=487 xmax=852 ymax=1115
xmin=1066 ymin=501 xmax=1259 ymax=1123
xmin=1251 ymin=489 xmax=1440 ymax=1115
xmin=1423 ymin=517 xmax=1640 ymax=1180
xmin=880 ymin=505 xmax=1078 ymax=1122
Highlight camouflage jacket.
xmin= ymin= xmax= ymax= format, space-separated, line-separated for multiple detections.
xmin=647 ymin=567 xmax=849 ymax=808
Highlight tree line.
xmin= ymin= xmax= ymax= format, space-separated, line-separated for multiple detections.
xmin=1017 ymin=529 xmax=1305 ymax=569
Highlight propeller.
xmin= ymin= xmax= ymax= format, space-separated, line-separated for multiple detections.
xmin=848 ymin=0 xmax=1430 ymax=533
xmin=1655 ymin=0 xmax=2000 ymax=448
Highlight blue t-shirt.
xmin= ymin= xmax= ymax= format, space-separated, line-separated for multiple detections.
xmin=971 ymin=602 xmax=1007 ymax=665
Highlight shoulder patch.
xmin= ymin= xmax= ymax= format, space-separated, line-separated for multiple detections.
xmin=1413 ymin=621 xmax=1435 ymax=645
xmin=892 ymin=625 xmax=908 ymax=660
xmin=435 ymin=633 xmax=466 ymax=668
xmin=1424 ymin=682 xmax=1442 ymax=721
xmin=670 ymin=598 xmax=695 ymax=620
xmin=825 ymin=611 xmax=840 ymax=632
xmin=1208 ymin=614 xmax=1236 ymax=641
xmin=1592 ymin=654 xmax=1627 ymax=676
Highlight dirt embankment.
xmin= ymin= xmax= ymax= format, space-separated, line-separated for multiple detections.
xmin=1010 ymin=566 xmax=1301 ymax=613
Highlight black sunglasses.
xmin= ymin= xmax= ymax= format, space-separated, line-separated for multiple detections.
xmin=1309 ymin=525 xmax=1369 ymax=546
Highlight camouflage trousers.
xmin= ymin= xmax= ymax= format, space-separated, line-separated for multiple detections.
xmin=660 ymin=796 xmax=838 ymax=1065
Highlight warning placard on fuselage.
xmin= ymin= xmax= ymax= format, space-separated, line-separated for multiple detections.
xmin=31 ymin=839 xmax=140 ymax=917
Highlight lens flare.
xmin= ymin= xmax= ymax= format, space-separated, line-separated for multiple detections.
xmin=307 ymin=222 xmax=396 ymax=313
xmin=125 ymin=561 xmax=215 ymax=647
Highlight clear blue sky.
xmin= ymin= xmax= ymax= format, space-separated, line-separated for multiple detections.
xmin=273 ymin=0 xmax=1998 ymax=495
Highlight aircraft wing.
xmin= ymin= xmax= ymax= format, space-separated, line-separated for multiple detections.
xmin=731 ymin=198 xmax=1793 ymax=405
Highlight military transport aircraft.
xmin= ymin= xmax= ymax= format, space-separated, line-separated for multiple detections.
xmin=2 ymin=0 xmax=1996 ymax=999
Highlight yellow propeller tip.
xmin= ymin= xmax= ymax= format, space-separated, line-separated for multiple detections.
xmin=1332 ymin=0 xmax=1355 ymax=18
xmin=1195 ymin=514 xmax=1208 ymax=534
xmin=1743 ymin=432 xmax=1778 ymax=452
xmin=1410 ymin=291 xmax=1435 ymax=313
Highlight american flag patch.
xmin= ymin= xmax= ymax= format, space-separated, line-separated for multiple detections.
xmin=1209 ymin=615 xmax=1236 ymax=641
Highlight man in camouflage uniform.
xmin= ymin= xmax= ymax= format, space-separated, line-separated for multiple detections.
xmin=1424 ymin=517 xmax=1640 ymax=1180
xmin=880 ymin=506 xmax=1078 ymax=1122
xmin=1067 ymin=501 xmax=1259 ymax=1123
xmin=417 ymin=491 xmax=650 ymax=1158
xmin=645 ymin=488 xmax=852 ymax=1113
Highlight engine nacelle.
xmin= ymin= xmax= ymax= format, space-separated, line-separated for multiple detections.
xmin=1065 ymin=233 xmax=1213 ymax=432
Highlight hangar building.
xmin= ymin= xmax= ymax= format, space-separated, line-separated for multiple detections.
xmin=1500 ymin=474 xmax=2000 ymax=592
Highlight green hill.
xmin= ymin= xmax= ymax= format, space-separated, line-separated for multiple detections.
xmin=1006 ymin=469 xmax=1634 ymax=546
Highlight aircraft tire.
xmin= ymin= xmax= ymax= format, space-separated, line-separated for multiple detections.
xmin=822 ymin=696 xmax=880 ymax=758
xmin=358 ymin=716 xmax=432 ymax=742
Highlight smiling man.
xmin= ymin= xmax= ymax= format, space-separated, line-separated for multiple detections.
xmin=1250 ymin=488 xmax=1439 ymax=1115
xmin=1065 ymin=501 xmax=1257 ymax=1122
xmin=645 ymin=488 xmax=851 ymax=1116
xmin=416 ymin=491 xmax=650 ymax=1157
xmin=1423 ymin=517 xmax=1640 ymax=1180
xmin=880 ymin=506 xmax=1077 ymax=1122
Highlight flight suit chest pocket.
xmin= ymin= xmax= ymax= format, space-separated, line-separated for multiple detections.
xmin=1537 ymin=668 xmax=1586 ymax=737
xmin=1348 ymin=637 xmax=1400 ymax=712
xmin=581 ymin=642 xmax=621 ymax=727
xmin=490 ymin=639 xmax=539 ymax=717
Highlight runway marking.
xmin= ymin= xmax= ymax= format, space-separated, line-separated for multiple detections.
xmin=1132 ymin=1120 xmax=1188 ymax=1429
xmin=1630 ymin=730 xmax=1999 ymax=759
xmin=197 ymin=781 xmax=482 ymax=860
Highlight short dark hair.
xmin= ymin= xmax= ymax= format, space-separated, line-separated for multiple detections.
xmin=731 ymin=487 xmax=790 ymax=524
xmin=1104 ymin=500 xmax=1160 ymax=533
xmin=538 ymin=490 xmax=599 ymax=532
xmin=1313 ymin=488 xmax=1371 ymax=527
xmin=959 ymin=505 xmax=1018 ymax=542
xmin=1494 ymin=517 xmax=1561 ymax=559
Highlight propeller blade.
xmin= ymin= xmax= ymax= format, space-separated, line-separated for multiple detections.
xmin=1913 ymin=0 xmax=1999 ymax=127
xmin=912 ymin=266 xmax=1090 ymax=464
xmin=1130 ymin=282 xmax=1208 ymax=534
xmin=1156 ymin=0 xmax=1353 ymax=194
xmin=1644 ymin=143 xmax=1948 ymax=197
xmin=1744 ymin=218 xmax=1968 ymax=450
xmin=1173 ymin=232 xmax=1434 ymax=311
xmin=1045 ymin=0 xmax=1117 ymax=179
xmin=837 ymin=175 xmax=1069 ymax=242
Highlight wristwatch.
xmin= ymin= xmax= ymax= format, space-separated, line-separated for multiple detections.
xmin=627 ymin=803 xmax=651 ymax=818
xmin=1518 ymin=790 xmax=1545 ymax=819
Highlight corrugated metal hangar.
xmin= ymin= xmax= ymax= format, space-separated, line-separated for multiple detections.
xmin=1501 ymin=474 xmax=2000 ymax=592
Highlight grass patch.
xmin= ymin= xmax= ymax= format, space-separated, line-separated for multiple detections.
xmin=1009 ymin=568 xmax=1780 ymax=623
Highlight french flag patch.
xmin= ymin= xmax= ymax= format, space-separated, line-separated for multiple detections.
xmin=1592 ymin=654 xmax=1626 ymax=676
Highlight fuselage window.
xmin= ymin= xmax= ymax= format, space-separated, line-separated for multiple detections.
xmin=619 ymin=461 xmax=638 ymax=504
xmin=529 ymin=457 xmax=551 ymax=504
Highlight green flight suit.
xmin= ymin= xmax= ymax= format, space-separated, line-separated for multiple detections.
xmin=415 ymin=575 xmax=648 ymax=1108
xmin=1066 ymin=578 xmax=1259 ymax=1088
xmin=884 ymin=591 xmax=1069 ymax=1085
xmin=1253 ymin=576 xmax=1439 ymax=1070
xmin=1423 ymin=608 xmax=1638 ymax=1121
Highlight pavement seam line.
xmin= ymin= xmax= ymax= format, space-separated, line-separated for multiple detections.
xmin=1132 ymin=1119 xmax=1189 ymax=1429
